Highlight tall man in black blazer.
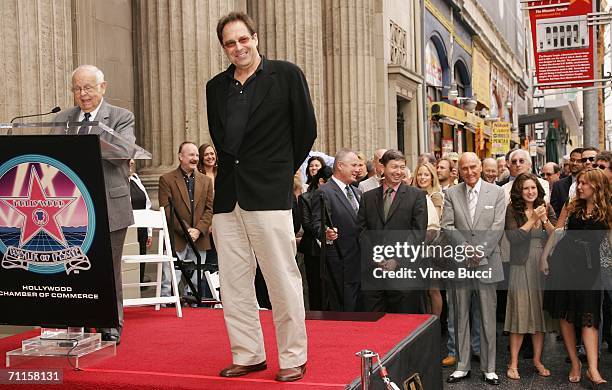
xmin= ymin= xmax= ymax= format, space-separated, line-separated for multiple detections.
xmin=357 ymin=149 xmax=427 ymax=313
xmin=312 ymin=149 xmax=363 ymax=312
xmin=206 ymin=12 xmax=316 ymax=383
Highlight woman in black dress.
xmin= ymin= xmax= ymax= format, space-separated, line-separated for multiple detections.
xmin=542 ymin=168 xmax=611 ymax=386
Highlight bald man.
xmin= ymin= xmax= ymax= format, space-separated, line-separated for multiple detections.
xmin=481 ymin=158 xmax=498 ymax=184
xmin=441 ymin=152 xmax=506 ymax=385
xmin=541 ymin=162 xmax=560 ymax=190
xmin=358 ymin=148 xmax=387 ymax=194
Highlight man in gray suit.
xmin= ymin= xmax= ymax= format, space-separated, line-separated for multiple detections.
xmin=54 ymin=65 xmax=135 ymax=344
xmin=441 ymin=152 xmax=506 ymax=386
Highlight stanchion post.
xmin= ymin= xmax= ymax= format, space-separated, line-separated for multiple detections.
xmin=356 ymin=349 xmax=377 ymax=390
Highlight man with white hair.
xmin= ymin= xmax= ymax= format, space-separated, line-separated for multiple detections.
xmin=501 ymin=149 xmax=549 ymax=203
xmin=358 ymin=148 xmax=387 ymax=193
xmin=496 ymin=156 xmax=509 ymax=183
xmin=54 ymin=64 xmax=136 ymax=344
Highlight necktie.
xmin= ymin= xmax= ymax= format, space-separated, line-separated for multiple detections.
xmin=468 ymin=188 xmax=477 ymax=223
xmin=383 ymin=187 xmax=394 ymax=220
xmin=78 ymin=112 xmax=91 ymax=135
xmin=345 ymin=185 xmax=358 ymax=213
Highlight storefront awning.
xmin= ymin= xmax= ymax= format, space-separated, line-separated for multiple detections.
xmin=429 ymin=101 xmax=485 ymax=129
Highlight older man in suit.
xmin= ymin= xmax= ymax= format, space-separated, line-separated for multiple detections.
xmin=312 ymin=149 xmax=363 ymax=312
xmin=54 ymin=64 xmax=135 ymax=344
xmin=206 ymin=12 xmax=316 ymax=382
xmin=441 ymin=152 xmax=506 ymax=386
xmin=357 ymin=149 xmax=427 ymax=312
xmin=158 ymin=142 xmax=213 ymax=297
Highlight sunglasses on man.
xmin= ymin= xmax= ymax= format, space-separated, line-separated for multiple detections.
xmin=580 ymin=156 xmax=596 ymax=163
xmin=597 ymin=164 xmax=612 ymax=171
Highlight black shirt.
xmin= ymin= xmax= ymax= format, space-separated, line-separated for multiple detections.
xmin=180 ymin=167 xmax=195 ymax=225
xmin=223 ymin=57 xmax=264 ymax=156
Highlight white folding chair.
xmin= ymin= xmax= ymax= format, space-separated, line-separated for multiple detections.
xmin=204 ymin=270 xmax=222 ymax=308
xmin=122 ymin=207 xmax=182 ymax=317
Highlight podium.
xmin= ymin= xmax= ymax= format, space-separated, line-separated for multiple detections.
xmin=0 ymin=121 xmax=150 ymax=367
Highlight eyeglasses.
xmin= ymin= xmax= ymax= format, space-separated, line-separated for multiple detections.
xmin=597 ymin=164 xmax=612 ymax=171
xmin=581 ymin=156 xmax=596 ymax=163
xmin=222 ymin=35 xmax=253 ymax=49
xmin=510 ymin=158 xmax=527 ymax=165
xmin=71 ymin=83 xmax=101 ymax=94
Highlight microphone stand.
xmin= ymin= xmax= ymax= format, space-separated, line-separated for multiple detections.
xmin=7 ymin=107 xmax=62 ymax=135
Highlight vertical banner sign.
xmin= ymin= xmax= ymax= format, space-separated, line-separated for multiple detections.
xmin=491 ymin=122 xmax=512 ymax=155
xmin=475 ymin=122 xmax=485 ymax=152
xmin=529 ymin=0 xmax=595 ymax=89
xmin=0 ymin=135 xmax=119 ymax=328
xmin=472 ymin=44 xmax=491 ymax=108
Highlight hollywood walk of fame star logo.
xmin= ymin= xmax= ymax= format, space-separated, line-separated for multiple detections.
xmin=0 ymin=167 xmax=75 ymax=247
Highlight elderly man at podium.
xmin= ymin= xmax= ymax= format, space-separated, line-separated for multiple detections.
xmin=54 ymin=64 xmax=136 ymax=344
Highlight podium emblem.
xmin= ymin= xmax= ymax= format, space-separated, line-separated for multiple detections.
xmin=0 ymin=155 xmax=94 ymax=275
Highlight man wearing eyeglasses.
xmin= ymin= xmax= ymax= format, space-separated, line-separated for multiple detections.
xmin=566 ymin=147 xmax=599 ymax=201
xmin=54 ymin=65 xmax=136 ymax=345
xmin=500 ymin=149 xmax=550 ymax=204
xmin=550 ymin=148 xmax=583 ymax=217
xmin=206 ymin=12 xmax=316 ymax=382
xmin=541 ymin=162 xmax=561 ymax=190
xmin=595 ymin=151 xmax=612 ymax=182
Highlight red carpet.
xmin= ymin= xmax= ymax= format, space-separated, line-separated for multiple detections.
xmin=0 ymin=307 xmax=432 ymax=389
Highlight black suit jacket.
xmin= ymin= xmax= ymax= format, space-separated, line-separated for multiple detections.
xmin=550 ymin=175 xmax=572 ymax=217
xmin=312 ymin=180 xmax=362 ymax=283
xmin=206 ymin=57 xmax=317 ymax=213
xmin=357 ymin=183 xmax=428 ymax=233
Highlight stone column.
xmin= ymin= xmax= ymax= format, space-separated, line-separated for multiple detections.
xmin=0 ymin=0 xmax=73 ymax=125
xmin=72 ymin=0 xmax=135 ymax=112
xmin=322 ymin=0 xmax=377 ymax=155
xmin=248 ymin=0 xmax=326 ymax=151
xmin=134 ymin=0 xmax=246 ymax=196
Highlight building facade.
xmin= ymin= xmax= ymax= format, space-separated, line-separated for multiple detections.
xmin=0 ymin=0 xmax=426 ymax=200
xmin=425 ymin=0 xmax=530 ymax=159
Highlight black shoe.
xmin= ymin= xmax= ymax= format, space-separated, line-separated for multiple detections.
xmin=101 ymin=332 xmax=121 ymax=345
xmin=482 ymin=373 xmax=500 ymax=385
xmin=447 ymin=371 xmax=471 ymax=383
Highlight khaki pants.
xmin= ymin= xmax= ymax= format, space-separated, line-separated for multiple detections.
xmin=212 ymin=204 xmax=307 ymax=369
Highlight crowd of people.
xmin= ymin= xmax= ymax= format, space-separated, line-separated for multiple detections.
xmin=290 ymin=146 xmax=612 ymax=387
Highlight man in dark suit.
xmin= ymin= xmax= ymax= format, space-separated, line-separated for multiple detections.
xmin=550 ymin=148 xmax=582 ymax=217
xmin=357 ymin=149 xmax=427 ymax=312
xmin=205 ymin=12 xmax=316 ymax=382
xmin=158 ymin=142 xmax=213 ymax=297
xmin=311 ymin=149 xmax=363 ymax=312
xmin=54 ymin=65 xmax=135 ymax=344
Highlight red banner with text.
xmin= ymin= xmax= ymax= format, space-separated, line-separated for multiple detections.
xmin=529 ymin=0 xmax=594 ymax=89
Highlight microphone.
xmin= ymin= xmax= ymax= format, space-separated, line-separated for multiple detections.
xmin=10 ymin=106 xmax=61 ymax=123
